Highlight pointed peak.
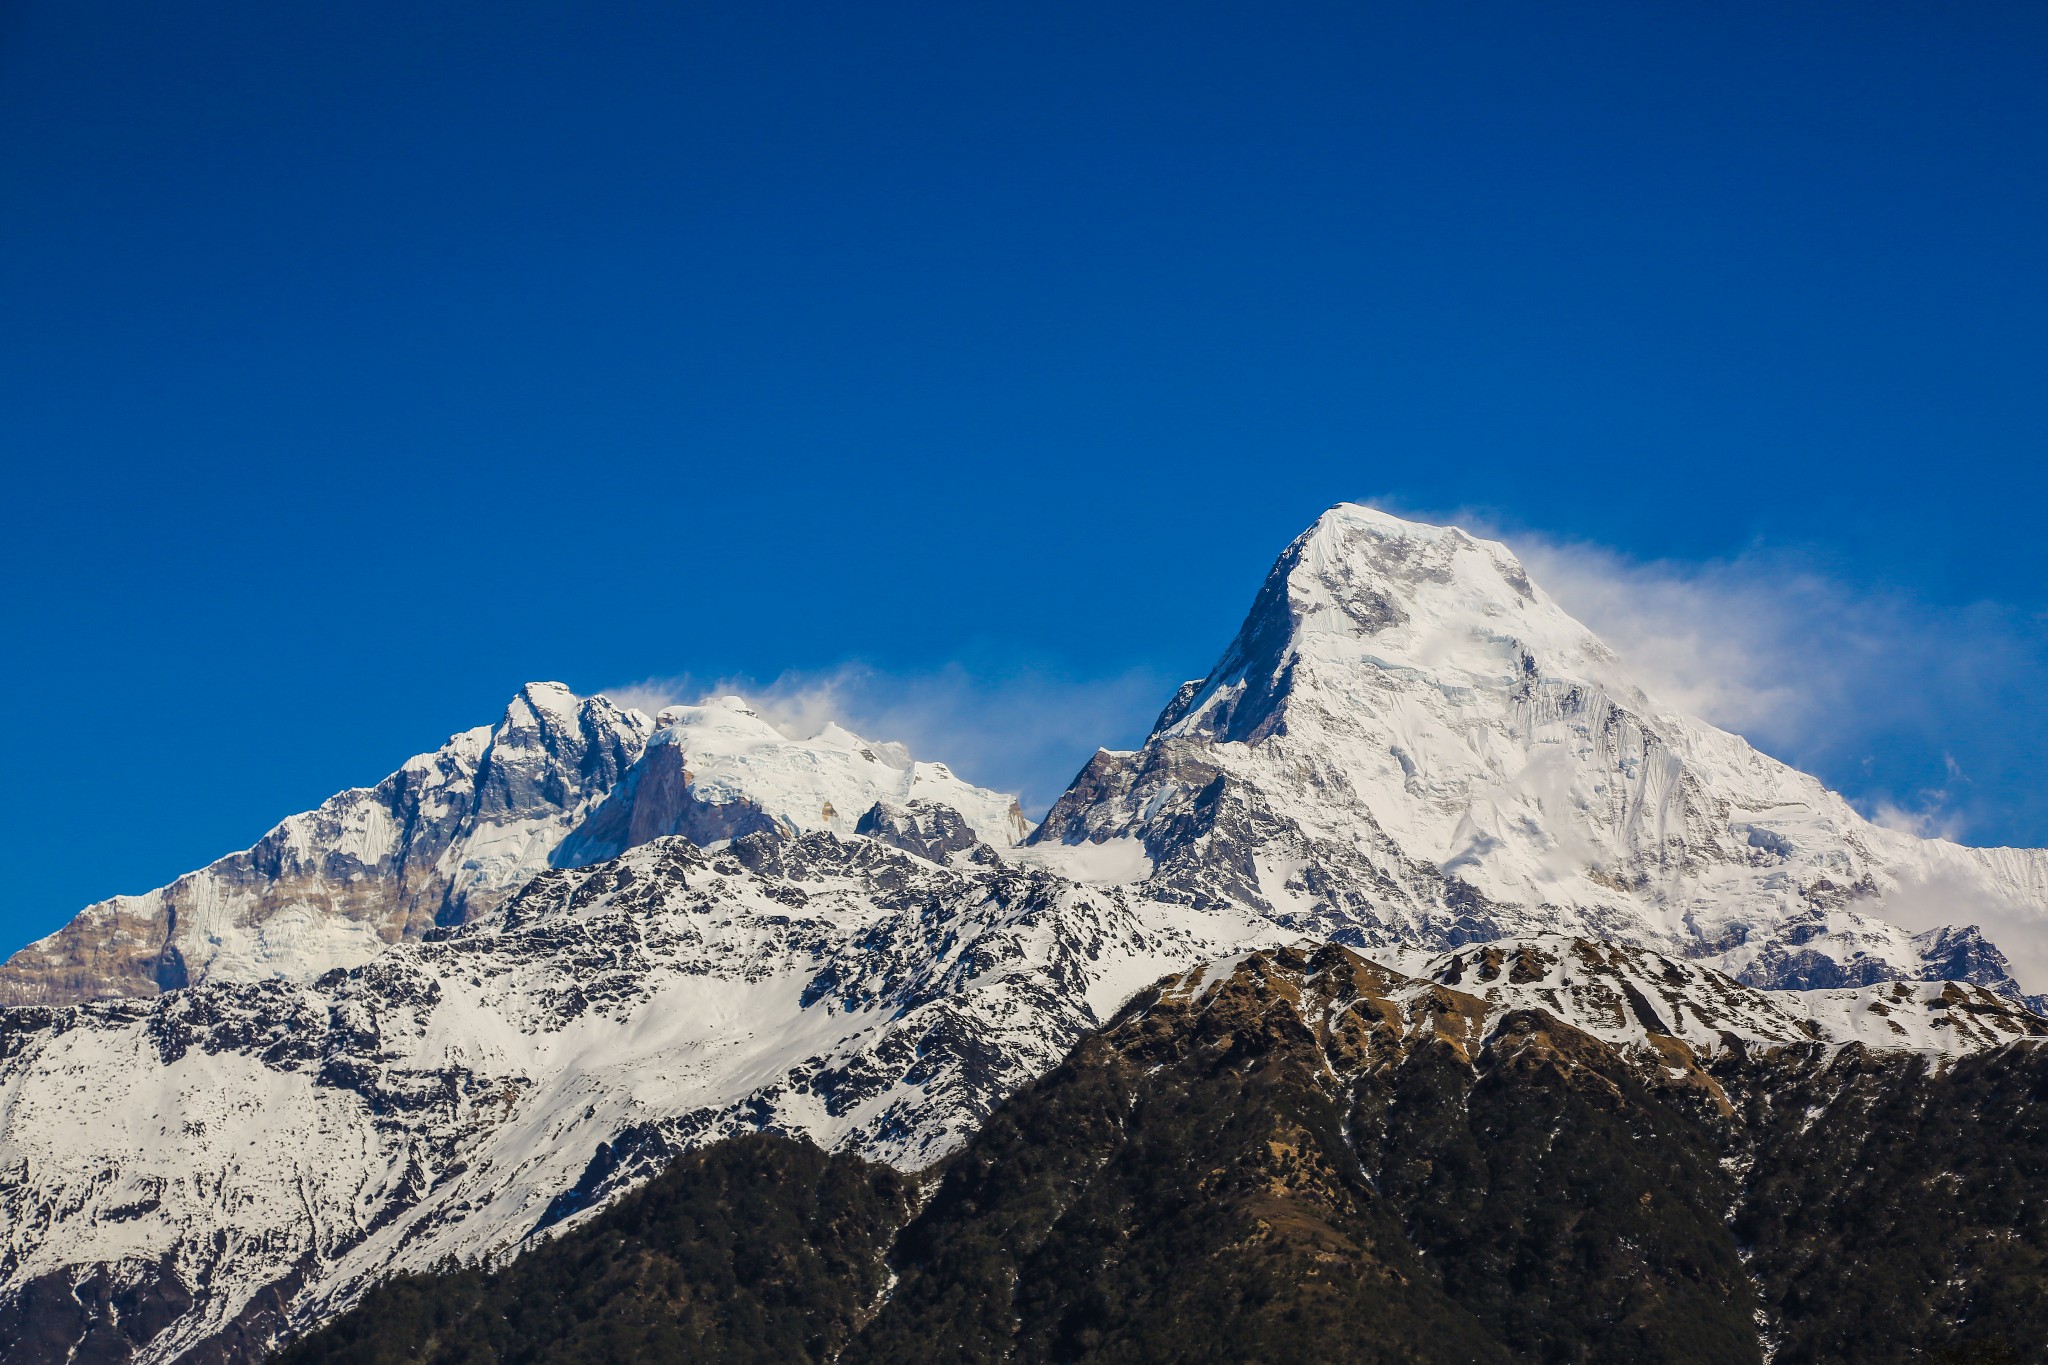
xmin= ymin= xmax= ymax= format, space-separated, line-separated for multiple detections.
xmin=1286 ymin=504 xmax=1537 ymax=612
xmin=515 ymin=679 xmax=579 ymax=708
xmin=1152 ymin=505 xmax=1566 ymax=744
xmin=496 ymin=684 xmax=657 ymax=749
xmin=498 ymin=681 xmax=584 ymax=734
xmin=1307 ymin=501 xmax=1476 ymax=541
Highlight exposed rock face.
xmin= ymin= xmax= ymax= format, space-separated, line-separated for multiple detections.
xmin=553 ymin=696 xmax=1030 ymax=868
xmin=854 ymin=798 xmax=987 ymax=864
xmin=0 ymin=689 xmax=1031 ymax=1008
xmin=1911 ymin=923 xmax=2048 ymax=1011
xmin=278 ymin=944 xmax=2048 ymax=1365
xmin=1033 ymin=504 xmax=2048 ymax=1001
xmin=0 ymin=684 xmax=653 ymax=1007
xmin=0 ymin=827 xmax=1191 ymax=1363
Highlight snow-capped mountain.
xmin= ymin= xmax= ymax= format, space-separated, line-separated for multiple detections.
xmin=554 ymin=694 xmax=1030 ymax=865
xmin=0 ymin=684 xmax=652 ymax=1008
xmin=5 ymin=503 xmax=2048 ymax=1363
xmin=0 ymin=687 xmax=1026 ymax=1009
xmin=1035 ymin=503 xmax=2048 ymax=999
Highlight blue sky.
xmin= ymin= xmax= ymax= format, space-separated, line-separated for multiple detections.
xmin=2 ymin=2 xmax=2044 ymax=950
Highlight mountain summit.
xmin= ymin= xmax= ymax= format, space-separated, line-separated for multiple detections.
xmin=1037 ymin=503 xmax=2048 ymax=999
xmin=0 ymin=686 xmax=1024 ymax=1007
xmin=0 ymin=683 xmax=652 ymax=1007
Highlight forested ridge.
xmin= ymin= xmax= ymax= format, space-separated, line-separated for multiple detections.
xmin=278 ymin=946 xmax=2048 ymax=1365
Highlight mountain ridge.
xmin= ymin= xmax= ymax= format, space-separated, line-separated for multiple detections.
xmin=0 ymin=687 xmax=1026 ymax=1008
xmin=271 ymin=941 xmax=2048 ymax=1365
xmin=0 ymin=683 xmax=652 ymax=1008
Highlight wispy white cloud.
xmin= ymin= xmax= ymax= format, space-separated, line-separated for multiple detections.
xmin=1861 ymin=867 xmax=2048 ymax=996
xmin=1505 ymin=536 xmax=1826 ymax=738
xmin=1402 ymin=506 xmax=2048 ymax=853
xmin=602 ymin=662 xmax=1173 ymax=817
xmin=1865 ymin=799 xmax=1966 ymax=843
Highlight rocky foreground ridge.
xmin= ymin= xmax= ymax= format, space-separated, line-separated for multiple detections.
xmin=279 ymin=942 xmax=2048 ymax=1364
xmin=4 ymin=504 xmax=2047 ymax=1362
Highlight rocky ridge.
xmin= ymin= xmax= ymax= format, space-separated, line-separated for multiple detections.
xmin=0 ymin=684 xmax=651 ymax=1008
xmin=2 ymin=815 xmax=2038 ymax=1364
xmin=277 ymin=942 xmax=2048 ymax=1364
xmin=0 ymin=688 xmax=1026 ymax=1009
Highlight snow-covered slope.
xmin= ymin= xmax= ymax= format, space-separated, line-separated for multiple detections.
xmin=0 ymin=689 xmax=1028 ymax=1009
xmin=7 ymin=502 xmax=2048 ymax=1363
xmin=555 ymin=695 xmax=1029 ymax=864
xmin=4 ymin=814 xmax=2037 ymax=1364
xmin=1034 ymin=503 xmax=2048 ymax=1000
xmin=0 ymin=827 xmax=1256 ymax=1361
xmin=0 ymin=684 xmax=652 ymax=1007
xmin=1407 ymin=933 xmax=2043 ymax=1058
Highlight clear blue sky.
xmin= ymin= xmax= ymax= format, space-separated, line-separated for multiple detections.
xmin=3 ymin=2 xmax=2045 ymax=950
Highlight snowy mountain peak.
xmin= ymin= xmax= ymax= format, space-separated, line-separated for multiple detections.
xmin=554 ymin=694 xmax=1030 ymax=866
xmin=0 ymin=681 xmax=1035 ymax=1007
xmin=1155 ymin=503 xmax=1633 ymax=745
xmin=0 ymin=683 xmax=655 ymax=1006
xmin=7 ymin=505 xmax=2048 ymax=1363
xmin=511 ymin=677 xmax=584 ymax=717
xmin=1044 ymin=503 xmax=2048 ymax=1003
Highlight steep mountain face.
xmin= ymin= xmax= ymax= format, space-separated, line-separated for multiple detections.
xmin=551 ymin=695 xmax=1029 ymax=866
xmin=0 ymin=688 xmax=1027 ymax=1009
xmin=276 ymin=944 xmax=2048 ymax=1365
xmin=1034 ymin=504 xmax=2048 ymax=1001
xmin=0 ymin=684 xmax=652 ymax=1008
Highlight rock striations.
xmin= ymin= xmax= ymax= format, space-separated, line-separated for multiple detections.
xmin=3 ymin=504 xmax=2047 ymax=1363
xmin=0 ymin=690 xmax=1026 ymax=1009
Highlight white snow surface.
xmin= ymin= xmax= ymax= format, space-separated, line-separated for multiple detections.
xmin=640 ymin=696 xmax=1028 ymax=847
xmin=0 ymin=832 xmax=1275 ymax=1360
xmin=2 ymin=687 xmax=1028 ymax=1006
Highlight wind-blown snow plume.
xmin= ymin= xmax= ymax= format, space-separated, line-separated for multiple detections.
xmin=1375 ymin=504 xmax=2048 ymax=850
